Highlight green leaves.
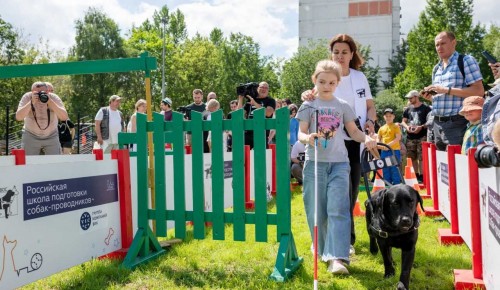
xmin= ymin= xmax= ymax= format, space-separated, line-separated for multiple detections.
xmin=392 ymin=0 xmax=486 ymax=98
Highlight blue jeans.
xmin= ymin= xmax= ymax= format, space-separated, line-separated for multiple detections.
xmin=302 ymin=161 xmax=351 ymax=262
xmin=381 ymin=149 xmax=402 ymax=184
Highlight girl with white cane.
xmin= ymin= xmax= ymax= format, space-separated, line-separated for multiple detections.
xmin=296 ymin=60 xmax=376 ymax=278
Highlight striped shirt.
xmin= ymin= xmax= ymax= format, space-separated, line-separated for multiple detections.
xmin=432 ymin=51 xmax=483 ymax=117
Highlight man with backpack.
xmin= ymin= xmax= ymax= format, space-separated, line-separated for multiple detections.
xmin=422 ymin=31 xmax=484 ymax=151
xmin=95 ymin=95 xmax=125 ymax=153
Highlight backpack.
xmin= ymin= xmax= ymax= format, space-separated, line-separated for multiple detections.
xmin=482 ymin=86 xmax=500 ymax=146
xmin=432 ymin=54 xmax=467 ymax=86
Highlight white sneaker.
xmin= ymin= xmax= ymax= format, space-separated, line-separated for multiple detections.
xmin=328 ymin=259 xmax=349 ymax=275
xmin=349 ymin=245 xmax=355 ymax=256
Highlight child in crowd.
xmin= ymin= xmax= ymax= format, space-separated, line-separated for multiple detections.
xmin=296 ymin=60 xmax=376 ymax=275
xmin=377 ymin=108 xmax=402 ymax=184
xmin=460 ymin=96 xmax=484 ymax=154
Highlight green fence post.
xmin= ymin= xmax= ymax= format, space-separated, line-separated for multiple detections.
xmin=231 ymin=109 xmax=246 ymax=241
xmin=210 ymin=110 xmax=225 ymax=240
xmin=190 ymin=111 xmax=206 ymax=239
xmin=153 ymin=112 xmax=167 ymax=237
xmin=253 ymin=108 xmax=268 ymax=242
xmin=172 ymin=112 xmax=187 ymax=239
xmin=269 ymin=107 xmax=303 ymax=281
xmin=122 ymin=113 xmax=164 ymax=269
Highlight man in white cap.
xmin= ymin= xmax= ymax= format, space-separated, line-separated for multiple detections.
xmin=95 ymin=95 xmax=125 ymax=153
xmin=402 ymin=90 xmax=431 ymax=182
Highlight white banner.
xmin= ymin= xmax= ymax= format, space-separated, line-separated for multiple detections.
xmin=129 ymin=150 xmax=273 ymax=233
xmin=436 ymin=150 xmax=450 ymax=220
xmin=479 ymin=167 xmax=500 ymax=290
xmin=0 ymin=158 xmax=121 ymax=289
xmin=455 ymin=154 xmax=472 ymax=249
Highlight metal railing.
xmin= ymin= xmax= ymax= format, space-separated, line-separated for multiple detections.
xmin=2 ymin=106 xmax=96 ymax=155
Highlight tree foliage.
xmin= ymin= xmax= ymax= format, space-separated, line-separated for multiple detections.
xmin=280 ymin=40 xmax=329 ymax=104
xmin=358 ymin=45 xmax=381 ymax=96
xmin=383 ymin=39 xmax=408 ymax=89
xmin=393 ymin=0 xmax=486 ymax=98
xmin=373 ymin=90 xmax=408 ymax=123
xmin=69 ymin=8 xmax=130 ymax=117
xmin=482 ymin=25 xmax=500 ymax=85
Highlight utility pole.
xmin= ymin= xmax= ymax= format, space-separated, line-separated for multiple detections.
xmin=161 ymin=16 xmax=167 ymax=99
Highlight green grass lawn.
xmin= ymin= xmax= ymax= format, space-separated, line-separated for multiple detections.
xmin=21 ymin=186 xmax=472 ymax=290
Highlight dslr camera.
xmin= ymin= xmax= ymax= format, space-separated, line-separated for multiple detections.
xmin=474 ymin=144 xmax=500 ymax=168
xmin=176 ymin=106 xmax=192 ymax=119
xmin=37 ymin=91 xmax=49 ymax=103
xmin=236 ymin=82 xmax=259 ymax=101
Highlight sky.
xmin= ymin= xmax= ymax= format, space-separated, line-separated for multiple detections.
xmin=1 ymin=0 xmax=498 ymax=59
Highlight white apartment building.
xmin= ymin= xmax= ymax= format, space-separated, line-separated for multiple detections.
xmin=299 ymin=0 xmax=401 ymax=83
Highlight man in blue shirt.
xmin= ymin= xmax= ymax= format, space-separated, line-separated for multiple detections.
xmin=422 ymin=31 xmax=484 ymax=151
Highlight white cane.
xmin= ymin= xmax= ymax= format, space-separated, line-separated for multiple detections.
xmin=313 ymin=109 xmax=319 ymax=290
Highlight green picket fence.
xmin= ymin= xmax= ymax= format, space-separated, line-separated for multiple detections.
xmin=118 ymin=107 xmax=303 ymax=281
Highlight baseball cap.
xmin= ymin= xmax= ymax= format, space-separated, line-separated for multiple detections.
xmin=384 ymin=108 xmax=394 ymax=114
xmin=459 ymin=96 xmax=484 ymax=115
xmin=405 ymin=90 xmax=420 ymax=99
xmin=162 ymin=97 xmax=172 ymax=106
xmin=109 ymin=95 xmax=122 ymax=102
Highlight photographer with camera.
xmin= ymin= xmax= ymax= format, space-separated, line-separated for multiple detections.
xmin=237 ymin=81 xmax=276 ymax=149
xmin=421 ymin=31 xmax=484 ymax=151
xmin=16 ymin=81 xmax=68 ymax=155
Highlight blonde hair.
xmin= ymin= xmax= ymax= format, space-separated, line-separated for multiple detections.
xmin=135 ymin=99 xmax=147 ymax=111
xmin=206 ymin=99 xmax=220 ymax=111
xmin=311 ymin=60 xmax=342 ymax=83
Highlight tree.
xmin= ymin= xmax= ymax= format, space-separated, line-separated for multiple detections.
xmin=358 ymin=45 xmax=381 ymax=96
xmin=214 ymin=32 xmax=265 ymax=108
xmin=373 ymin=90 xmax=407 ymax=123
xmin=68 ymin=8 xmax=130 ymax=118
xmin=280 ymin=40 xmax=329 ymax=104
xmin=482 ymin=25 xmax=500 ymax=85
xmin=383 ymin=39 xmax=408 ymax=89
xmin=0 ymin=16 xmax=27 ymax=141
xmin=393 ymin=0 xmax=486 ymax=98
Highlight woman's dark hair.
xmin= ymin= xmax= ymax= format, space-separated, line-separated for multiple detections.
xmin=329 ymin=34 xmax=364 ymax=70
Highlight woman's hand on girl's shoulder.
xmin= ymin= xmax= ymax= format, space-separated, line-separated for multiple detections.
xmin=301 ymin=88 xmax=317 ymax=102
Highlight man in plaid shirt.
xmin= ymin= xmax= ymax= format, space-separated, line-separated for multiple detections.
xmin=422 ymin=31 xmax=484 ymax=151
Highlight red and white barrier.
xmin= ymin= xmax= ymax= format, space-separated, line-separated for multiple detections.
xmin=422 ymin=143 xmax=500 ymax=289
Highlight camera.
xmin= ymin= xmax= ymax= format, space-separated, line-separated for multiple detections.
xmin=236 ymin=82 xmax=259 ymax=101
xmin=37 ymin=91 xmax=49 ymax=103
xmin=177 ymin=106 xmax=192 ymax=119
xmin=474 ymin=144 xmax=500 ymax=168
xmin=420 ymin=89 xmax=437 ymax=96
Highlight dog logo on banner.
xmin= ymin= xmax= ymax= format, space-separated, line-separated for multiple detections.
xmin=0 ymin=186 xmax=19 ymax=219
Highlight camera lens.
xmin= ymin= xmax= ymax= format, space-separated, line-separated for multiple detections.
xmin=38 ymin=91 xmax=49 ymax=103
xmin=474 ymin=144 xmax=500 ymax=168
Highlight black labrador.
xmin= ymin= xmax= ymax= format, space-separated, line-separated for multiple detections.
xmin=365 ymin=184 xmax=424 ymax=290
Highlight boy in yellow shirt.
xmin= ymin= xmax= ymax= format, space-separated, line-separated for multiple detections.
xmin=377 ymin=108 xmax=402 ymax=184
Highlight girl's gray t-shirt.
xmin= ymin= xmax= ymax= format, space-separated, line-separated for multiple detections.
xmin=296 ymin=97 xmax=356 ymax=162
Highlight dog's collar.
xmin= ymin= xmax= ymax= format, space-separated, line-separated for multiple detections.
xmin=370 ymin=217 xmax=420 ymax=239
